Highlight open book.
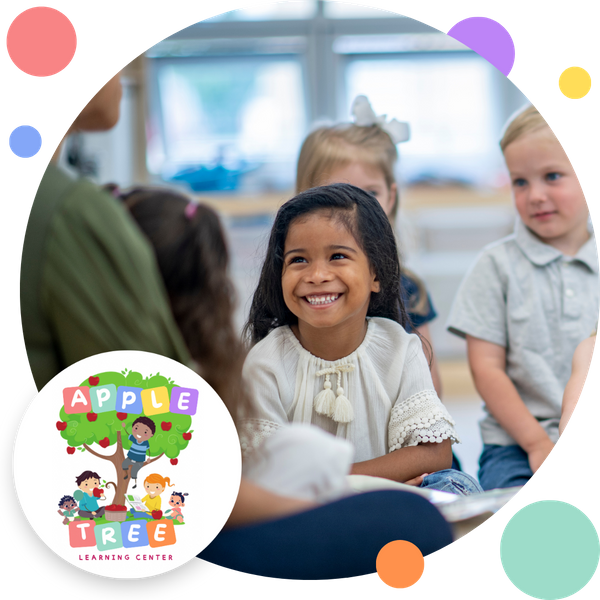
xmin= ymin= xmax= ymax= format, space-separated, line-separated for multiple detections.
xmin=125 ymin=494 xmax=148 ymax=512
xmin=347 ymin=475 xmax=521 ymax=523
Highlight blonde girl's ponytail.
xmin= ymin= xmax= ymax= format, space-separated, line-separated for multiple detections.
xmin=144 ymin=473 xmax=175 ymax=489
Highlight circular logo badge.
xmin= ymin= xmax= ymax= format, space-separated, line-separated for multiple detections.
xmin=14 ymin=351 xmax=241 ymax=578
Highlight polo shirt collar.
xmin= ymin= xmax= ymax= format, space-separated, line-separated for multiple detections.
xmin=514 ymin=217 xmax=598 ymax=273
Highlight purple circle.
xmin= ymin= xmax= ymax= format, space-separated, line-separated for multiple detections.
xmin=446 ymin=15 xmax=518 ymax=77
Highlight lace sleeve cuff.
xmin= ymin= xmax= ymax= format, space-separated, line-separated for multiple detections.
xmin=239 ymin=418 xmax=283 ymax=459
xmin=388 ymin=390 xmax=460 ymax=452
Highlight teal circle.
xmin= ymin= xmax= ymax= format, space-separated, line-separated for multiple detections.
xmin=501 ymin=501 xmax=599 ymax=599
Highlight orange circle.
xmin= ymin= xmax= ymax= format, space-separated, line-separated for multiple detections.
xmin=376 ymin=540 xmax=425 ymax=588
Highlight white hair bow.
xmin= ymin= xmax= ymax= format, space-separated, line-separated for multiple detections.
xmin=350 ymin=95 xmax=410 ymax=144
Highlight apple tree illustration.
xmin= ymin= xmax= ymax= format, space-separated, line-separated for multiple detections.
xmin=56 ymin=370 xmax=193 ymax=506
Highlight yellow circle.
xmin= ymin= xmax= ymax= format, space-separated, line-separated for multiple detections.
xmin=559 ymin=67 xmax=591 ymax=99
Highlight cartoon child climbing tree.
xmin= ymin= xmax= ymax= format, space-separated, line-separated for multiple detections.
xmin=56 ymin=370 xmax=194 ymax=506
xmin=122 ymin=416 xmax=156 ymax=489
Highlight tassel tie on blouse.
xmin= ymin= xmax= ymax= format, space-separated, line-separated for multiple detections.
xmin=314 ymin=364 xmax=355 ymax=423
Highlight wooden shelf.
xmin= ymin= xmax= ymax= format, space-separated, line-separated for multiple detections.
xmin=194 ymin=185 xmax=513 ymax=217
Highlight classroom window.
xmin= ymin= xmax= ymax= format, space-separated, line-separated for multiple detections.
xmin=323 ymin=2 xmax=405 ymax=18
xmin=344 ymin=54 xmax=503 ymax=186
xmin=148 ymin=57 xmax=307 ymax=191
xmin=205 ymin=1 xmax=318 ymax=22
xmin=143 ymin=1 xmax=522 ymax=193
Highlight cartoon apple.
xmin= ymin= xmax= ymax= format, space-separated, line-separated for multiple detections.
xmin=152 ymin=510 xmax=163 ymax=520
xmin=87 ymin=413 xmax=98 ymax=422
xmin=116 ymin=412 xmax=128 ymax=421
xmin=93 ymin=488 xmax=104 ymax=498
xmin=98 ymin=437 xmax=110 ymax=448
xmin=170 ymin=458 xmax=178 ymax=466
xmin=56 ymin=421 xmax=67 ymax=431
xmin=88 ymin=376 xmax=100 ymax=386
xmin=161 ymin=421 xmax=172 ymax=431
xmin=66 ymin=447 xmax=75 ymax=455
xmin=182 ymin=432 xmax=192 ymax=441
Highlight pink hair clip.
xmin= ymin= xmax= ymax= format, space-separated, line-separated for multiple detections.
xmin=107 ymin=184 xmax=121 ymax=198
xmin=184 ymin=202 xmax=198 ymax=220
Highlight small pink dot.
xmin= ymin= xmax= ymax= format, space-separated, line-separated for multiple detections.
xmin=7 ymin=7 xmax=77 ymax=77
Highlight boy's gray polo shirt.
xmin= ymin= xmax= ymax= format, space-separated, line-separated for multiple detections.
xmin=447 ymin=218 xmax=599 ymax=446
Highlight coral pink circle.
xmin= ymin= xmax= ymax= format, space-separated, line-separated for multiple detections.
xmin=7 ymin=7 xmax=77 ymax=77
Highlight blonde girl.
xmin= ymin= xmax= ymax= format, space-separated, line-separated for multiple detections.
xmin=129 ymin=473 xmax=174 ymax=518
xmin=296 ymin=96 xmax=442 ymax=396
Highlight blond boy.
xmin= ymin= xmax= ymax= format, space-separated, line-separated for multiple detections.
xmin=448 ymin=106 xmax=598 ymax=489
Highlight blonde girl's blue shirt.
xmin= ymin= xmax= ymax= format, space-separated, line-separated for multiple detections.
xmin=401 ymin=273 xmax=437 ymax=330
xmin=447 ymin=218 xmax=599 ymax=446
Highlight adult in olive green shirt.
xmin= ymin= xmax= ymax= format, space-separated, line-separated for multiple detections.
xmin=21 ymin=74 xmax=190 ymax=390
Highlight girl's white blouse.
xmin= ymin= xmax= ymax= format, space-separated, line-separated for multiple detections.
xmin=242 ymin=317 xmax=459 ymax=462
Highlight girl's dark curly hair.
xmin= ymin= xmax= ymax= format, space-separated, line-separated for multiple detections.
xmin=244 ymin=183 xmax=409 ymax=345
xmin=114 ymin=186 xmax=250 ymax=424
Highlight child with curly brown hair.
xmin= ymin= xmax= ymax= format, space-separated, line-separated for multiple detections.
xmin=112 ymin=185 xmax=249 ymax=420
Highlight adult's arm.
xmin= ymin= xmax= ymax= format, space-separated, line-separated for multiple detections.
xmin=560 ymin=336 xmax=595 ymax=435
xmin=226 ymin=479 xmax=315 ymax=527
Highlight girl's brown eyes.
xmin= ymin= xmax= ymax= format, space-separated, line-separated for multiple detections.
xmin=287 ymin=255 xmax=348 ymax=263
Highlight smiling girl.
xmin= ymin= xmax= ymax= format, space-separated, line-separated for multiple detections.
xmin=242 ymin=184 xmax=481 ymax=494
xmin=129 ymin=473 xmax=174 ymax=518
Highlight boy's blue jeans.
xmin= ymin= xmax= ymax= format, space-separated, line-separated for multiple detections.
xmin=478 ymin=444 xmax=533 ymax=490
xmin=420 ymin=468 xmax=483 ymax=495
xmin=122 ymin=457 xmax=144 ymax=480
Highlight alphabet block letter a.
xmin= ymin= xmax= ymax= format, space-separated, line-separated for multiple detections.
xmin=63 ymin=387 xmax=92 ymax=414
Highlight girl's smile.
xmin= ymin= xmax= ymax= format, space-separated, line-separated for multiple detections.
xmin=304 ymin=293 xmax=341 ymax=306
xmin=282 ymin=212 xmax=380 ymax=358
xmin=145 ymin=483 xmax=164 ymax=497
